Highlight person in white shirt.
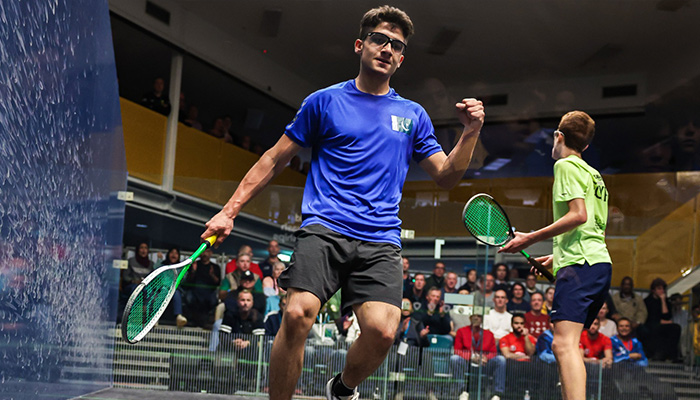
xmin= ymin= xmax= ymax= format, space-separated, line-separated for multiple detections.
xmin=597 ymin=302 xmax=617 ymax=338
xmin=484 ymin=289 xmax=513 ymax=341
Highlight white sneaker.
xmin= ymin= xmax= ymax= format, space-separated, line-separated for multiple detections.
xmin=490 ymin=395 xmax=501 ymax=400
xmin=326 ymin=377 xmax=359 ymax=400
xmin=459 ymin=391 xmax=469 ymax=400
xmin=427 ymin=392 xmax=439 ymax=400
xmin=176 ymin=314 xmax=187 ymax=328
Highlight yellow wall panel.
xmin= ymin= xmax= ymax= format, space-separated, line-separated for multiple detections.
xmin=120 ymin=98 xmax=167 ymax=184
xmin=173 ymin=124 xmax=224 ymax=204
xmin=606 ymin=238 xmax=635 ymax=286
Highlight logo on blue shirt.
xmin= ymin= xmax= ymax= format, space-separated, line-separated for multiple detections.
xmin=391 ymin=115 xmax=414 ymax=135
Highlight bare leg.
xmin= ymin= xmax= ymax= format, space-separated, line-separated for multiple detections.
xmin=552 ymin=320 xmax=586 ymax=400
xmin=341 ymin=301 xmax=401 ymax=387
xmin=269 ymin=289 xmax=321 ymax=400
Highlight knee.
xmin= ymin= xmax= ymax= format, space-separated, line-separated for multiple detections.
xmin=282 ymin=305 xmax=316 ymax=333
xmin=363 ymin=324 xmax=396 ymax=349
xmin=551 ymin=337 xmax=575 ymax=356
xmin=492 ymin=355 xmax=506 ymax=366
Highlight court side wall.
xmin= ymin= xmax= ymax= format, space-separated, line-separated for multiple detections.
xmin=0 ymin=1 xmax=127 ymax=399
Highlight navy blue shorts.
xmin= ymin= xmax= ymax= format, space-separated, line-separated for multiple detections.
xmin=550 ymin=261 xmax=611 ymax=329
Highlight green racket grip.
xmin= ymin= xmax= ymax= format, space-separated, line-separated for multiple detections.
xmin=521 ymin=250 xmax=555 ymax=283
xmin=174 ymin=235 xmax=218 ymax=289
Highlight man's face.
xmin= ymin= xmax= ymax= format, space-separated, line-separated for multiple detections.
xmin=512 ymin=316 xmax=525 ymax=334
xmin=401 ymin=298 xmax=413 ymax=317
xmin=484 ymin=274 xmax=495 ymax=291
xmin=241 ymin=277 xmax=255 ymax=289
xmin=237 ymin=293 xmax=253 ymax=313
xmin=426 ymin=289 xmax=441 ymax=305
xmin=493 ymin=290 xmax=508 ymax=310
xmin=268 ymin=241 xmax=280 ymax=257
xmin=470 ymin=314 xmax=482 ymax=328
xmin=588 ymin=319 xmax=600 ymax=335
xmin=620 ymin=278 xmax=633 ymax=294
xmin=525 ymin=275 xmax=537 ymax=289
xmin=237 ymin=255 xmax=251 ymax=271
xmin=530 ymin=293 xmax=543 ymax=312
xmin=201 ymin=249 xmax=212 ymax=263
xmin=617 ymin=320 xmax=631 ymax=337
xmin=414 ymin=274 xmax=425 ymax=290
xmin=445 ymin=273 xmax=457 ymax=289
xmin=355 ymin=22 xmax=405 ymax=78
xmin=433 ymin=263 xmax=445 ymax=278
xmin=512 ymin=285 xmax=524 ymax=299
xmin=154 ymin=78 xmax=165 ymax=93
xmin=402 ymin=257 xmax=410 ymax=272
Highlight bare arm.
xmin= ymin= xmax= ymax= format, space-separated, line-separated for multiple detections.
xmin=202 ymin=135 xmax=302 ymax=246
xmin=500 ymin=198 xmax=587 ymax=253
xmin=523 ymin=334 xmax=536 ymax=357
xmin=419 ymin=98 xmax=484 ymax=189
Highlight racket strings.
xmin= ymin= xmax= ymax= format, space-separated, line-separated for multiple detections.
xmin=463 ymin=196 xmax=511 ymax=245
xmin=124 ymin=270 xmax=177 ymax=342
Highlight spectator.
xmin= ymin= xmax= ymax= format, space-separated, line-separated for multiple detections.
xmin=611 ymin=276 xmax=648 ymax=330
xmin=264 ymin=294 xmax=287 ymax=336
xmin=224 ymin=244 xmax=262 ymax=276
xmin=401 ymin=257 xmax=413 ymax=294
xmin=641 ymin=278 xmax=681 ymax=361
xmin=484 ymin=289 xmax=513 ymax=341
xmin=542 ymin=286 xmax=555 ymax=315
xmin=597 ymin=302 xmax=617 ymax=338
xmin=394 ymin=298 xmax=429 ymax=347
xmin=183 ymin=105 xmax=203 ymax=131
xmin=259 ymin=240 xmax=282 ymax=278
xmin=220 ymin=290 xmax=264 ymax=347
xmin=221 ymin=252 xmax=262 ymax=299
xmin=524 ymin=292 xmax=549 ymax=339
xmin=404 ymin=272 xmax=426 ymax=306
xmin=522 ymin=273 xmax=541 ymax=304
xmin=122 ymin=242 xmax=153 ymax=296
xmin=262 ymin=261 xmax=286 ymax=297
xmin=457 ymin=268 xmax=478 ymax=293
xmin=473 ymin=273 xmax=496 ymax=309
xmin=140 ymin=77 xmax=171 ymax=116
xmin=507 ymin=282 xmax=530 ymax=315
xmin=209 ymin=117 xmax=226 ymax=139
xmin=580 ymin=317 xmax=613 ymax=368
xmin=492 ymin=263 xmax=510 ymax=293
xmin=443 ymin=271 xmax=459 ymax=296
xmin=499 ymin=314 xmax=536 ymax=361
xmin=418 ymin=287 xmax=451 ymax=335
xmin=184 ymin=248 xmax=221 ymax=328
xmin=155 ymin=247 xmax=187 ymax=327
xmin=535 ymin=321 xmax=556 ymax=363
xmin=450 ymin=313 xmax=506 ymax=400
xmin=425 ymin=262 xmax=446 ymax=291
xmin=611 ymin=317 xmax=648 ymax=366
xmin=233 ymin=270 xmax=267 ymax=316
xmin=238 ymin=135 xmax=252 ymax=151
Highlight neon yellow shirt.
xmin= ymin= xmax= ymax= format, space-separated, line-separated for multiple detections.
xmin=552 ymin=155 xmax=611 ymax=276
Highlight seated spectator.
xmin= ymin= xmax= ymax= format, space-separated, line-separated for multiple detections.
xmin=401 ymin=257 xmax=413 ymax=294
xmin=473 ymin=273 xmax=496 ymax=309
xmin=404 ymin=272 xmax=426 ymax=307
xmin=580 ymin=317 xmax=613 ymax=368
xmin=611 ymin=317 xmax=648 ymax=366
xmin=221 ymin=290 xmax=264 ymax=338
xmin=122 ymin=242 xmax=153 ymax=296
xmin=535 ymin=322 xmax=556 ymax=363
xmin=224 ymin=244 xmax=262 ymax=276
xmin=457 ymin=268 xmax=478 ymax=293
xmin=611 ymin=276 xmax=648 ymax=330
xmin=450 ymin=313 xmax=506 ymax=400
xmin=640 ymin=278 xmax=681 ymax=361
xmin=522 ymin=273 xmax=541 ymax=304
xmin=417 ymin=287 xmax=451 ymax=335
xmin=542 ymin=287 xmax=555 ymax=315
xmin=183 ymin=248 xmax=220 ymax=328
xmin=259 ymin=240 xmax=282 ymax=278
xmin=208 ymin=117 xmax=226 ymax=138
xmin=155 ymin=247 xmax=187 ymax=327
xmin=443 ymin=271 xmax=459 ymax=296
xmin=484 ymin=289 xmax=513 ymax=341
xmin=238 ymin=135 xmax=252 ymax=151
xmin=140 ymin=77 xmax=171 ymax=116
xmin=597 ymin=302 xmax=617 ymax=338
xmin=425 ymin=262 xmax=446 ymax=292
xmin=507 ymin=283 xmax=531 ymax=315
xmin=395 ymin=298 xmax=429 ymax=347
xmin=500 ymin=314 xmax=536 ymax=361
xmin=183 ymin=105 xmax=203 ymax=131
xmin=262 ymin=261 xmax=286 ymax=297
xmin=524 ymin=292 xmax=549 ymax=339
xmin=264 ymin=294 xmax=287 ymax=336
xmin=226 ymin=270 xmax=266 ymax=317
xmin=492 ymin=263 xmax=511 ymax=293
xmin=220 ymin=252 xmax=262 ymax=300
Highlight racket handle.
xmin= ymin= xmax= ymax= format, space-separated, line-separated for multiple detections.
xmin=203 ymin=235 xmax=218 ymax=248
xmin=522 ymin=251 xmax=555 ymax=283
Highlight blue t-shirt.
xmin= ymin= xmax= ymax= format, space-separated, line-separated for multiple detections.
xmin=285 ymin=80 xmax=442 ymax=247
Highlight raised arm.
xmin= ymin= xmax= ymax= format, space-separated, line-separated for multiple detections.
xmin=419 ymin=98 xmax=484 ymax=189
xmin=202 ymin=135 xmax=302 ymax=247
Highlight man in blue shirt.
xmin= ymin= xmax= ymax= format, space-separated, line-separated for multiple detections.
xmin=202 ymin=6 xmax=484 ymax=400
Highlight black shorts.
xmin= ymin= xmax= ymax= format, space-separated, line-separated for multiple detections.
xmin=551 ymin=261 xmax=612 ymax=329
xmin=278 ymin=224 xmax=403 ymax=315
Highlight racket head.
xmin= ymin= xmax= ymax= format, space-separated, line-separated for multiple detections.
xmin=121 ymin=261 xmax=189 ymax=344
xmin=462 ymin=193 xmax=514 ymax=246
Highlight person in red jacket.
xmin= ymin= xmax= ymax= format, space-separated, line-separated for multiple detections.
xmin=450 ymin=314 xmax=506 ymax=400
